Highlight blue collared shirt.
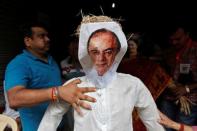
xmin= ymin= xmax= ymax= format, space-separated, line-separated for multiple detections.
xmin=5 ymin=49 xmax=62 ymax=131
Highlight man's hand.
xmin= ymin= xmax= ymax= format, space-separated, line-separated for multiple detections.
xmin=158 ymin=111 xmax=180 ymax=130
xmin=179 ymin=96 xmax=191 ymax=115
xmin=58 ymin=79 xmax=96 ymax=116
xmin=171 ymin=84 xmax=187 ymax=98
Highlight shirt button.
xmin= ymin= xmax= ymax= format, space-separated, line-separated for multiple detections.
xmin=101 ymin=124 xmax=107 ymax=131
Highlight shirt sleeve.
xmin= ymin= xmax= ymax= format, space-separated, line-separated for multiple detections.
xmin=5 ymin=59 xmax=31 ymax=91
xmin=38 ymin=101 xmax=70 ymax=131
xmin=135 ymin=79 xmax=165 ymax=131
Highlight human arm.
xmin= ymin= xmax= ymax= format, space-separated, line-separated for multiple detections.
xmin=158 ymin=111 xmax=193 ymax=131
xmin=5 ymin=58 xmax=96 ymax=111
xmin=7 ymin=86 xmax=52 ymax=108
xmin=167 ymin=79 xmax=197 ymax=98
xmin=167 ymin=79 xmax=186 ymax=98
xmin=171 ymin=83 xmax=197 ymax=98
xmin=7 ymin=79 xmax=96 ymax=110
xmin=167 ymin=81 xmax=197 ymax=115
xmin=184 ymin=83 xmax=197 ymax=93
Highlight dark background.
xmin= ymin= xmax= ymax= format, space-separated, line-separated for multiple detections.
xmin=0 ymin=0 xmax=197 ymax=86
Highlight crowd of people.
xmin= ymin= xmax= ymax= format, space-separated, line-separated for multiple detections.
xmin=1 ymin=15 xmax=197 ymax=131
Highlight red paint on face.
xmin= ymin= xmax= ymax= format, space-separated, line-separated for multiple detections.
xmin=88 ymin=32 xmax=118 ymax=76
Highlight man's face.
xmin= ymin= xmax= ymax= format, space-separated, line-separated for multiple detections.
xmin=88 ymin=32 xmax=118 ymax=76
xmin=170 ymin=28 xmax=189 ymax=50
xmin=25 ymin=27 xmax=50 ymax=54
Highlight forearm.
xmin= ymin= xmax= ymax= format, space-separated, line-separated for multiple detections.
xmin=158 ymin=111 xmax=193 ymax=131
xmin=183 ymin=125 xmax=193 ymax=131
xmin=7 ymin=86 xmax=52 ymax=108
xmin=173 ymin=123 xmax=193 ymax=131
xmin=170 ymin=121 xmax=180 ymax=130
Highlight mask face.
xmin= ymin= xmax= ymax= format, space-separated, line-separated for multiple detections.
xmin=78 ymin=22 xmax=128 ymax=82
xmin=88 ymin=32 xmax=118 ymax=76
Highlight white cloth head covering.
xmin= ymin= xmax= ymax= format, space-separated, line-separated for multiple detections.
xmin=78 ymin=22 xmax=127 ymax=88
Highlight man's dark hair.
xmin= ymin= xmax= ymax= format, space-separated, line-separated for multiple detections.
xmin=87 ymin=28 xmax=121 ymax=52
xmin=20 ymin=22 xmax=48 ymax=38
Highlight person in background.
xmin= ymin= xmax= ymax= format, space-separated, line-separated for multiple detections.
xmin=60 ymin=36 xmax=85 ymax=82
xmin=159 ymin=25 xmax=197 ymax=131
xmin=4 ymin=22 xmax=96 ymax=131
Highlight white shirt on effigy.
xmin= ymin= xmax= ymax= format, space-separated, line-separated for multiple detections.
xmin=38 ymin=73 xmax=165 ymax=131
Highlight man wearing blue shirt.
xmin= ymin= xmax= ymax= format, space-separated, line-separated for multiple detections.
xmin=4 ymin=23 xmax=96 ymax=131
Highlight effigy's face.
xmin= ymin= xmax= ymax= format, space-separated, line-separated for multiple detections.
xmin=88 ymin=32 xmax=118 ymax=76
